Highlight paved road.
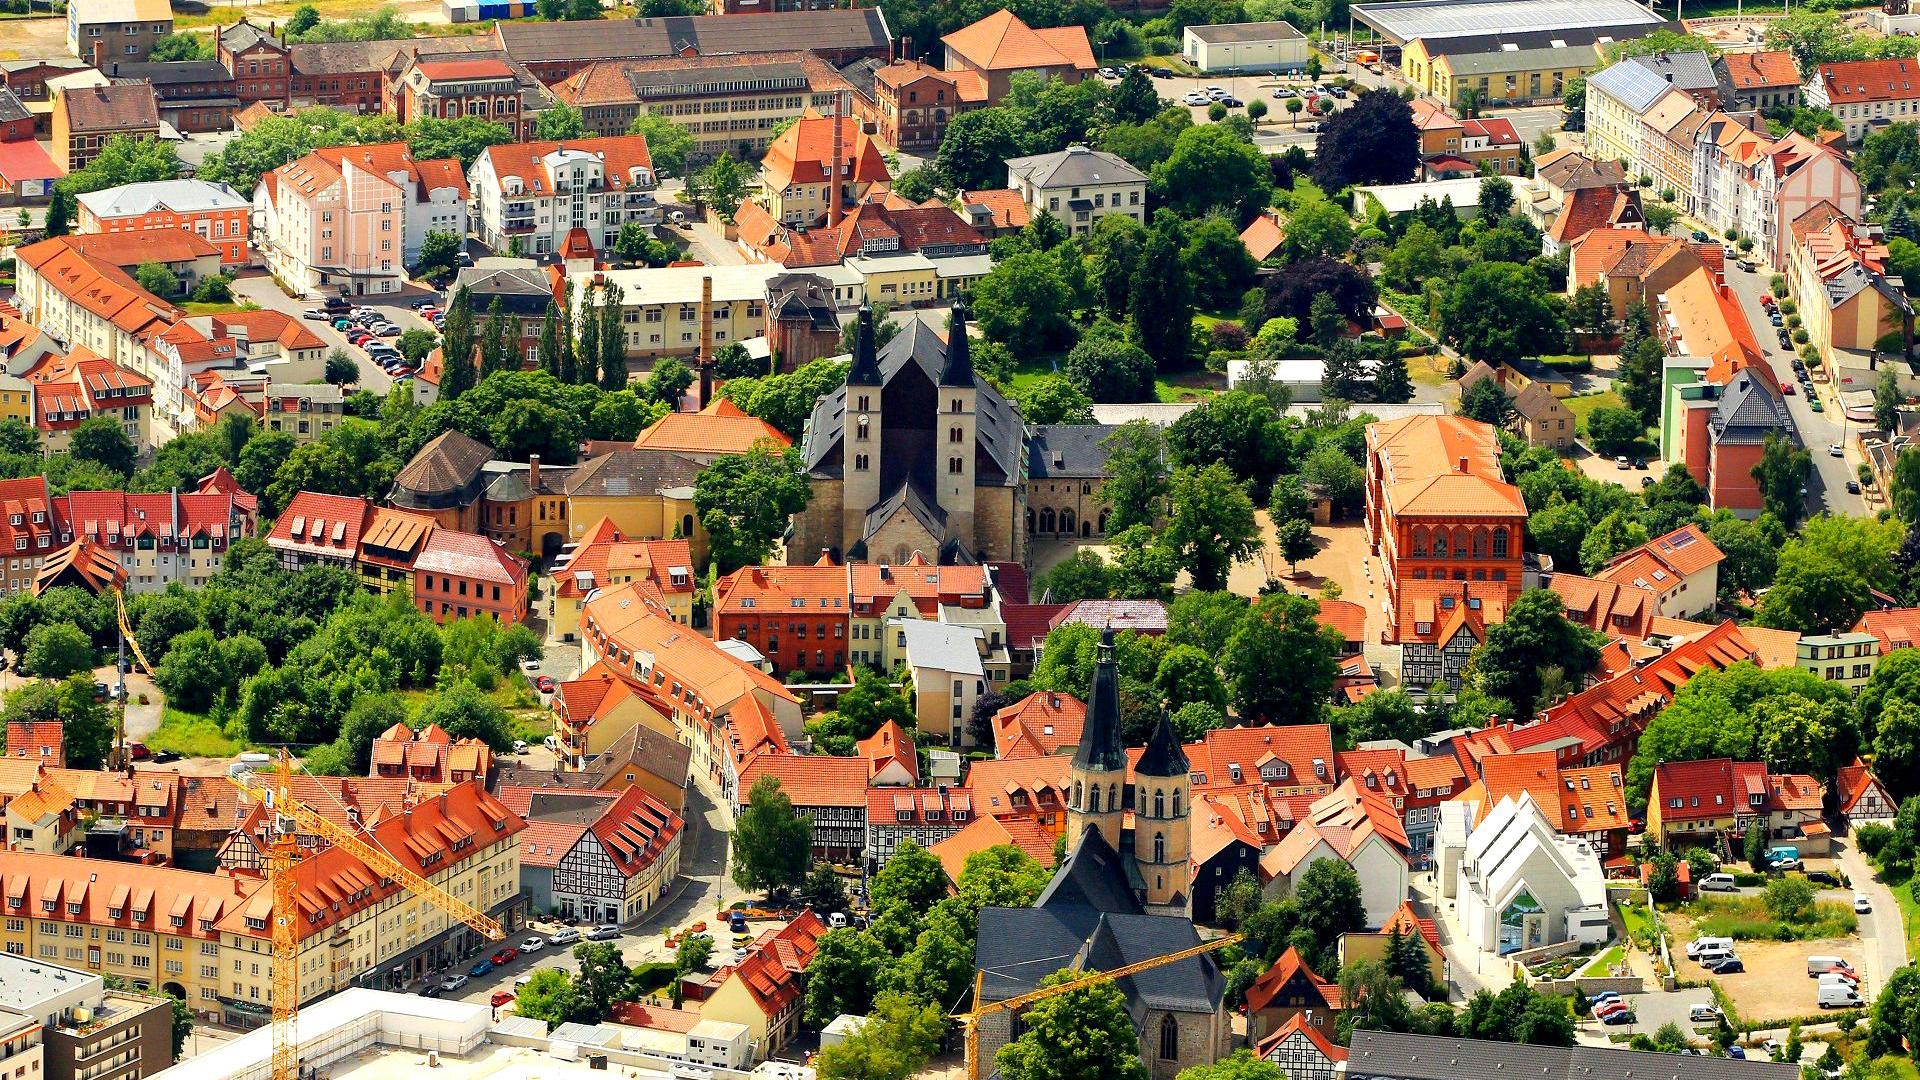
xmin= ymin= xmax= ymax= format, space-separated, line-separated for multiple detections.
xmin=1838 ymin=839 xmax=1906 ymax=998
xmin=1722 ymin=260 xmax=1871 ymax=517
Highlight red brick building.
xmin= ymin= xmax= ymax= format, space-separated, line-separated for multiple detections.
xmin=1364 ymin=415 xmax=1526 ymax=642
xmin=867 ymin=60 xmax=976 ymax=151
xmin=713 ymin=558 xmax=850 ymax=677
xmin=217 ymin=20 xmax=292 ymax=107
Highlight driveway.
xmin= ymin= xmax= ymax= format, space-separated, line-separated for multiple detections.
xmin=1721 ymin=260 xmax=1869 ymax=516
xmin=1837 ymin=837 xmax=1905 ymax=995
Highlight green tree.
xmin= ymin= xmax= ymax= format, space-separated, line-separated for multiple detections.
xmin=972 ymin=249 xmax=1075 ymax=354
xmin=673 ymin=932 xmax=714 ymax=978
xmin=1474 ymin=589 xmax=1603 ymax=722
xmin=133 ymin=261 xmax=180 ymax=297
xmin=803 ymin=929 xmax=892 ymax=1027
xmin=814 ymin=991 xmax=946 ymax=1080
xmin=1275 ymin=516 xmax=1317 ymax=574
xmin=1013 ymin=376 xmax=1096 ymax=424
xmin=43 ymin=187 xmax=71 ymax=237
xmin=1064 ymin=333 xmax=1156 ymax=404
xmin=1163 ymin=463 xmax=1259 ymax=591
xmin=835 ymin=667 xmax=914 ymax=734
xmin=1102 ymin=421 xmax=1169 ymax=532
xmin=933 ymin=108 xmax=1023 ymax=190
xmin=1183 ymin=212 xmax=1259 ymax=309
xmin=1438 ymin=261 xmax=1568 ymax=362
xmin=415 ymin=229 xmax=463 ymax=278
xmin=1153 ymin=123 xmax=1273 ymax=221
xmin=1757 ymin=515 xmax=1902 ymax=632
xmin=1174 ymin=1051 xmax=1284 ymax=1080
xmin=323 ymin=349 xmax=360 ymax=387
xmin=625 ymin=114 xmax=695 ymax=178
xmin=800 ymin=863 xmax=849 ymax=915
xmin=1893 ymin=449 xmax=1920 ymax=524
xmin=1752 ymin=431 xmax=1813 ymax=528
xmin=1225 ymin=592 xmax=1341 ymax=723
xmin=534 ymin=102 xmax=585 ymax=140
xmin=995 ymin=969 xmax=1148 ymax=1080
xmin=867 ymin=839 xmax=948 ymax=953
xmin=439 ymin=286 xmax=477 ymax=400
xmin=1579 ymin=509 xmax=1648 ymax=574
xmin=1763 ymin=875 xmax=1816 ymax=921
xmin=69 ymin=415 xmax=137 ymax=476
xmin=598 ymin=281 xmax=627 ymax=390
xmin=1312 ymin=88 xmax=1419 ymax=190
xmin=730 ymin=775 xmax=813 ymax=896
xmin=1036 ymin=549 xmax=1115 ymax=602
xmin=1131 ymin=210 xmax=1195 ymax=370
xmin=693 ymin=442 xmax=811 ymax=574
xmin=0 ymin=676 xmax=112 ymax=769
xmin=1458 ymin=378 xmax=1514 ymax=428
xmin=20 ymin=623 xmax=92 ymax=679
xmin=694 ymin=153 xmax=751 ymax=223
xmin=1879 ymin=365 xmax=1904 ymax=435
xmin=570 ymin=942 xmax=630 ymax=1023
xmin=1295 ymin=857 xmax=1367 ymax=951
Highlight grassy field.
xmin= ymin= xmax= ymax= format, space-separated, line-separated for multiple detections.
xmin=181 ymin=301 xmax=260 ymax=316
xmin=1682 ymin=894 xmax=1858 ymax=942
xmin=1581 ymin=943 xmax=1626 ymax=976
xmin=146 ymin=708 xmax=253 ymax=758
xmin=1886 ymin=866 xmax=1920 ymax=964
xmin=1564 ymin=390 xmax=1627 ymax=438
xmin=1000 ymin=357 xmax=1219 ymax=404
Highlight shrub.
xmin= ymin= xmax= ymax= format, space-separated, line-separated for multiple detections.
xmin=1857 ymin=823 xmax=1894 ymax=858
xmin=1778 ymin=297 xmax=1797 ymax=316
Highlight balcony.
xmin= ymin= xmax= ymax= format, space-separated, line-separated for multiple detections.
xmin=501 ymin=218 xmax=535 ymax=234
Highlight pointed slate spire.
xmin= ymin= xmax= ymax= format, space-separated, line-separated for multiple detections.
xmin=1135 ymin=707 xmax=1190 ymax=778
xmin=1070 ymin=628 xmax=1128 ymax=773
xmin=848 ymin=303 xmax=883 ymax=386
xmin=939 ymin=299 xmax=974 ymax=388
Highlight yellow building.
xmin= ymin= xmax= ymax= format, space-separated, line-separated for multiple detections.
xmin=551 ymin=520 xmax=697 ymax=643
xmin=552 ymin=661 xmax=681 ymax=770
xmin=573 ymin=264 xmax=781 ymax=364
xmin=845 ymin=254 xmax=941 ymax=308
xmin=0 ymin=780 xmax=524 ymax=1027
xmin=696 ymin=910 xmax=827 ymax=1061
xmin=0 ymin=376 xmax=31 ymax=425
xmin=1404 ymin=39 xmax=1599 ymax=106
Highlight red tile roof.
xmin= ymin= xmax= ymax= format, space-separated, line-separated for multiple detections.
xmin=1723 ymin=50 xmax=1800 ymax=90
xmin=735 ymin=753 xmax=868 ymax=807
xmin=633 ymin=399 xmax=790 ymax=456
xmin=4 ymin=721 xmax=60 ymax=765
xmin=590 ymin=785 xmax=682 ymax=877
xmin=940 ymin=9 xmax=1095 ymax=74
xmin=1837 ymin=759 xmax=1895 ymax=815
xmin=1315 ymin=599 xmax=1367 ymax=645
xmin=1816 ymin=58 xmax=1920 ymax=104
xmin=759 ymin=113 xmax=888 ymax=194
xmin=1254 ymin=1012 xmax=1349 ymax=1066
xmin=1857 ymin=607 xmax=1920 ymax=653
xmin=1187 ymin=724 xmax=1336 ymax=790
xmin=929 ymin=813 xmax=1055 ymax=880
xmin=1244 ymin=946 xmax=1340 ymax=1016
xmin=268 ymin=491 xmax=373 ymax=558
xmin=991 ymin=691 xmax=1085 ymax=759
xmin=719 ymin=909 xmax=828 ymax=1018
xmin=857 ymin=720 xmax=917 ymax=782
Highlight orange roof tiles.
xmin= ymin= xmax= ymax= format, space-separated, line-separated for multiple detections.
xmin=1254 ymin=1012 xmax=1350 ymax=1065
xmin=940 ymin=9 xmax=1095 ymax=74
xmin=958 ymin=188 xmax=1029 ymax=230
xmin=1394 ymin=579 xmax=1508 ymax=647
xmin=929 ymin=812 xmax=1056 ymax=881
xmin=1858 ymin=607 xmax=1920 ymax=652
xmin=720 ymin=909 xmax=827 ymax=1018
xmin=857 ymin=720 xmax=916 ymax=782
xmin=991 ymin=691 xmax=1085 ymax=759
xmin=1243 ymin=946 xmax=1340 ymax=1016
xmin=1816 ymin=58 xmax=1920 ymax=104
xmin=633 ymin=399 xmax=790 ymax=456
xmin=1367 ymin=414 xmax=1524 ymax=518
xmin=1596 ymin=523 xmax=1725 ymax=594
xmin=1186 ymin=724 xmax=1336 ymax=790
xmin=965 ymin=754 xmax=1069 ymax=816
xmin=1315 ymin=599 xmax=1367 ymax=645
xmin=1547 ymin=571 xmax=1658 ymax=640
xmin=1723 ymin=50 xmax=1800 ymax=90
xmin=735 ymin=754 xmax=868 ymax=807
xmin=758 ymin=113 xmax=889 ymax=195
xmin=555 ymin=520 xmax=694 ymax=601
xmin=0 ymin=850 xmax=262 ymax=940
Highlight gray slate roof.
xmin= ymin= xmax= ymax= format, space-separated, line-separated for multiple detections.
xmin=1351 ymin=0 xmax=1663 ymax=45
xmin=112 ymin=60 xmax=232 ymax=84
xmin=1628 ymin=50 xmax=1718 ymax=91
xmin=1708 ymin=370 xmax=1793 ymax=445
xmin=976 ymin=827 xmax=1222 ymax=1013
xmin=564 ymin=448 xmax=703 ymax=498
xmin=1347 ymin=1032 xmax=1801 ymax=1080
xmin=219 ymin=21 xmax=286 ymax=54
xmin=1028 ymin=424 xmax=1122 ymax=478
xmin=496 ymin=8 xmax=891 ymax=65
xmin=0 ymin=89 xmax=28 ymax=126
xmin=801 ymin=318 xmax=1022 ymax=487
xmin=1005 ymin=145 xmax=1146 ymax=191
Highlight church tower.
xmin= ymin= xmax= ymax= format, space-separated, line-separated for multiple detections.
xmin=1133 ymin=709 xmax=1192 ymax=915
xmin=1067 ymin=628 xmax=1128 ymax=852
xmin=938 ymin=302 xmax=977 ymax=554
xmin=842 ymin=304 xmax=884 ymax=556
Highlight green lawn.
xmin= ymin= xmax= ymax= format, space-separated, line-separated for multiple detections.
xmin=1887 ymin=866 xmax=1920 ymax=964
xmin=1582 ymin=944 xmax=1626 ymax=976
xmin=181 ymin=301 xmax=259 ymax=316
xmin=145 ymin=708 xmax=252 ymax=758
xmin=1616 ymin=894 xmax=1656 ymax=943
xmin=1564 ymin=390 xmax=1626 ymax=438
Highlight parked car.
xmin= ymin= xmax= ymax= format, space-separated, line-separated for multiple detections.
xmin=1220 ymin=96 xmax=1243 ymax=107
xmin=1599 ymin=1009 xmax=1636 ymax=1025
xmin=152 ymin=750 xmax=181 ymax=764
xmin=302 ymin=309 xmax=332 ymax=321
xmin=1707 ymin=958 xmax=1745 ymax=974
xmin=729 ymin=913 xmax=749 ymax=933
xmin=1810 ymin=398 xmax=1824 ymax=412
xmin=419 ymin=982 xmax=445 ymax=998
xmin=1767 ymin=846 xmax=1804 ymax=869
xmin=1806 ymin=870 xmax=1842 ymax=886
xmin=1204 ymin=85 xmax=1229 ymax=99
xmin=1590 ymin=991 xmax=1621 ymax=1005
xmin=1689 ymin=1004 xmax=1720 ymax=1022
xmin=490 ymin=991 xmax=514 ymax=1008
xmin=1726 ymin=1046 xmax=1746 ymax=1059
xmin=127 ymin=741 xmax=150 ymax=761
xmin=491 ymin=947 xmax=519 ymax=965
xmin=586 ymin=924 xmax=621 ymax=941
xmin=1855 ymin=892 xmax=1874 ymax=914
xmin=1182 ymin=91 xmax=1209 ymax=105
xmin=439 ymin=974 xmax=469 ymax=992
xmin=535 ymin=675 xmax=556 ymax=693
xmin=468 ymin=959 xmax=494 ymax=977
xmin=1782 ymin=382 xmax=1796 ymax=394
xmin=1848 ymin=480 xmax=1863 ymax=494
xmin=1614 ymin=455 xmax=1631 ymax=469
xmin=549 ymin=928 xmax=582 ymax=946
xmin=520 ymin=936 xmax=545 ymax=953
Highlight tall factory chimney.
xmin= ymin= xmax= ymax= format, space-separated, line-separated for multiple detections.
xmin=698 ymin=275 xmax=715 ymax=407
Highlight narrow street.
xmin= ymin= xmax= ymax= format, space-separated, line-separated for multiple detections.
xmin=1721 ymin=260 xmax=1871 ymax=517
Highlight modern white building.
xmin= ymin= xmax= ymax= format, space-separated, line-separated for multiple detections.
xmin=255 ymin=142 xmax=469 ymax=298
xmin=1352 ymin=175 xmax=1511 ymax=220
xmin=1439 ymin=793 xmax=1609 ymax=957
xmin=1691 ymin=113 xmax=1861 ymax=269
xmin=1181 ymin=22 xmax=1309 ymax=73
xmin=467 ymin=135 xmax=659 ymax=260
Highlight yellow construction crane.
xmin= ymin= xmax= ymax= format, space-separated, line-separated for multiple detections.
xmin=110 ymin=596 xmax=506 ymax=1080
xmin=953 ymin=933 xmax=1244 ymax=1080
xmin=229 ymin=752 xmax=508 ymax=1080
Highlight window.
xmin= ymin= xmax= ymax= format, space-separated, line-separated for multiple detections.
xmin=1159 ymin=1015 xmax=1179 ymax=1061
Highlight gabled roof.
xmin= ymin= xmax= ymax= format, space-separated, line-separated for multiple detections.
xmin=992 ymin=691 xmax=1085 ymax=758
xmin=1547 ymin=571 xmax=1658 ymax=639
xmin=940 ymin=9 xmax=1095 ymax=74
xmin=1836 ymin=759 xmax=1896 ymax=815
xmin=1707 ymin=370 xmax=1791 ymax=444
xmin=1858 ymin=607 xmax=1920 ymax=652
xmin=392 ymin=429 xmax=495 ymax=499
xmin=1720 ymin=50 xmax=1799 ymax=90
xmin=633 ymin=398 xmax=790 ymax=456
xmin=735 ymin=754 xmax=868 ymax=808
xmin=1004 ymin=145 xmax=1145 ymax=191
xmin=1244 ymin=947 xmax=1342 ymax=1015
xmin=716 ymin=909 xmax=828 ymax=1018
xmin=1187 ymin=724 xmax=1336 ymax=789
xmin=759 ymin=113 xmax=888 ymax=194
xmin=929 ymin=813 xmax=1056 ymax=881
xmin=856 ymin=720 xmax=917 ymax=782
xmin=1816 ymin=58 xmax=1920 ymax=104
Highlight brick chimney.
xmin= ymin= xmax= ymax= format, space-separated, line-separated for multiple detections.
xmin=1457 ymin=456 xmax=1468 ymax=473
xmin=829 ymin=97 xmax=844 ymax=230
xmin=528 ymin=453 xmax=541 ymax=493
xmin=698 ymin=275 xmax=714 ymax=407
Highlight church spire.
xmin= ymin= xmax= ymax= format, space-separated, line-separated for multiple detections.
xmin=939 ymin=300 xmax=974 ymax=387
xmin=1135 ymin=708 xmax=1190 ymax=778
xmin=1070 ymin=628 xmax=1127 ymax=773
xmin=848 ymin=303 xmax=883 ymax=386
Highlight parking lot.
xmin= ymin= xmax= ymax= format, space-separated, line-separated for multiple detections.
xmin=230 ymin=272 xmax=445 ymax=394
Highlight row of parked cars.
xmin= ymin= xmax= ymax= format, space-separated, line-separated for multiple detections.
xmin=427 ymin=923 xmax=625 ymax=998
xmin=1683 ymin=935 xmax=1865 ymax=1007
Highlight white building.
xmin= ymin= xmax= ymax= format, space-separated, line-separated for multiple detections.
xmin=1691 ymin=113 xmax=1861 ymax=269
xmin=1181 ymin=22 xmax=1309 ymax=73
xmin=467 ymin=135 xmax=659 ymax=260
xmin=571 ymin=262 xmax=780 ymax=362
xmin=1804 ymin=58 xmax=1920 ymax=143
xmin=1352 ymin=175 xmax=1511 ymax=220
xmin=893 ymin=619 xmax=992 ymax=749
xmin=1440 ymin=793 xmax=1609 ymax=957
xmin=255 ymin=142 xmax=468 ymax=298
xmin=1004 ymin=145 xmax=1147 ymax=237
xmin=1582 ymin=59 xmax=1673 ymax=172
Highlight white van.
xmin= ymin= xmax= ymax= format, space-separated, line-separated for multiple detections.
xmin=1695 ymin=944 xmax=1737 ymax=965
xmin=1699 ymin=873 xmax=1739 ymax=892
xmin=1807 ymin=955 xmax=1848 ymax=977
xmin=1688 ymin=1004 xmax=1720 ymax=1022
xmin=828 ymin=912 xmax=848 ymax=929
xmin=1819 ymin=972 xmax=1860 ymax=989
xmin=1819 ymin=983 xmax=1863 ymax=1009
xmin=1687 ymin=936 xmax=1735 ymax=958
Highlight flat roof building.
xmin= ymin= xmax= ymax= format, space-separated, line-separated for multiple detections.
xmin=1351 ymin=0 xmax=1664 ymax=46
